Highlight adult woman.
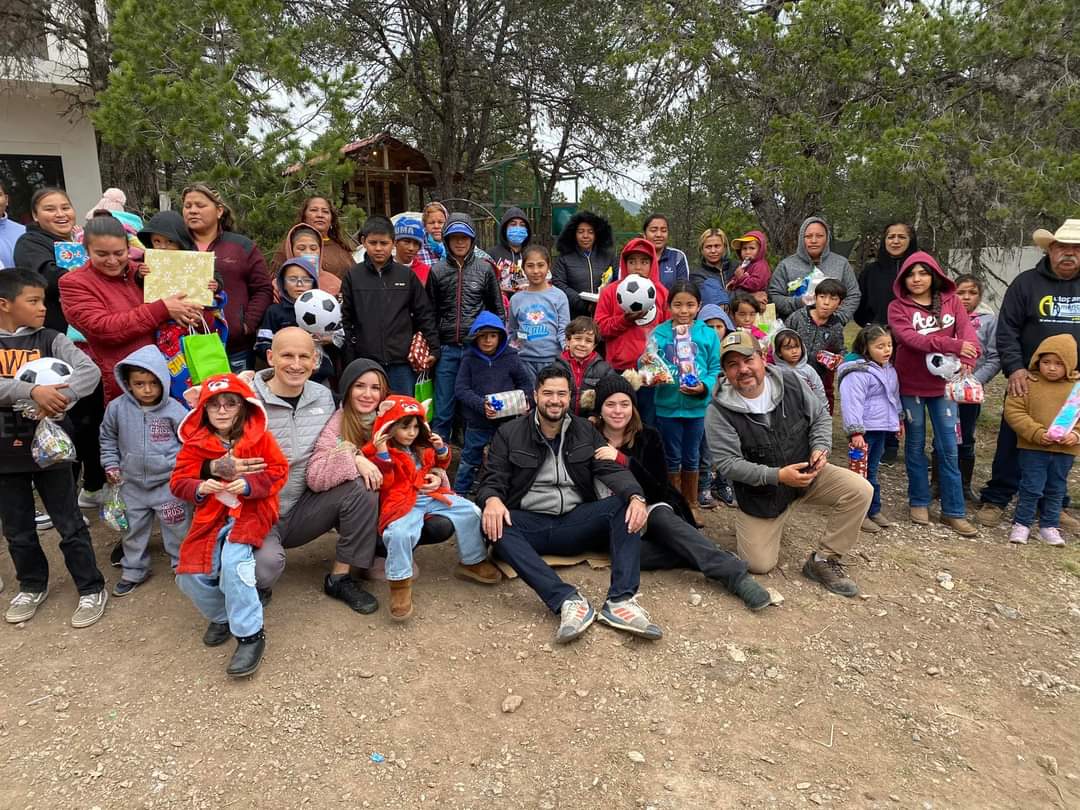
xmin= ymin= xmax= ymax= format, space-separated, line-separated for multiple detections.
xmin=591 ymin=375 xmax=770 ymax=611
xmin=13 ymin=187 xmax=79 ymax=334
xmin=552 ymin=211 xmax=616 ymax=318
xmin=269 ymin=196 xmax=357 ymax=282
xmin=643 ymin=213 xmax=690 ymax=293
xmin=416 ymin=202 xmax=449 ymax=266
xmin=181 ymin=184 xmax=272 ymax=370
xmin=854 ymin=222 xmax=919 ymax=327
xmin=690 ymin=228 xmax=732 ymax=308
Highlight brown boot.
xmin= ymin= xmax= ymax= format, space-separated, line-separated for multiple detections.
xmin=455 ymin=560 xmax=502 ymax=585
xmin=388 ymin=578 xmax=413 ymax=621
xmin=941 ymin=515 xmax=979 ymax=537
xmin=681 ymin=471 xmax=705 ymax=528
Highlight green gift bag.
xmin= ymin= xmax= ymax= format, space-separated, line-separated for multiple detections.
xmin=181 ymin=329 xmax=231 ymax=384
xmin=414 ymin=372 xmax=435 ymax=421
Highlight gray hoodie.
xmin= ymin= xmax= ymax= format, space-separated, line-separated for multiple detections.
xmin=768 ymin=216 xmax=860 ymax=324
xmin=99 ymin=345 xmax=187 ymax=489
xmin=770 ymin=327 xmax=828 ymax=410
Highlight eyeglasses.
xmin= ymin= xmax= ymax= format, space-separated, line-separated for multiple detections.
xmin=209 ymin=397 xmax=243 ymax=411
xmin=283 ymin=276 xmax=314 ymax=287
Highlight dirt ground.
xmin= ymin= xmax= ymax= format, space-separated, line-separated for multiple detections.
xmin=1 ymin=384 xmax=1079 ymax=810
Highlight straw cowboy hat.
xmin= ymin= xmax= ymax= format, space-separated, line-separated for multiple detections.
xmin=1034 ymin=219 xmax=1080 ymax=250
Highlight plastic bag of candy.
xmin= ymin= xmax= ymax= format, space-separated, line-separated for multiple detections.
xmin=101 ymin=484 xmax=130 ymax=533
xmin=637 ymin=336 xmax=676 ymax=387
xmin=944 ymin=373 xmax=984 ymax=404
xmin=31 ymin=418 xmax=76 ymax=468
xmin=815 ymin=350 xmax=844 ymax=371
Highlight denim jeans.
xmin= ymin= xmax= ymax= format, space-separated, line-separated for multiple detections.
xmin=656 ymin=415 xmax=706 ymax=472
xmin=902 ymin=395 xmax=965 ymax=517
xmin=454 ymin=426 xmax=496 ymax=494
xmin=698 ymin=434 xmax=712 ymax=490
xmin=383 ymin=494 xmax=486 ymax=580
xmin=492 ymin=496 xmax=641 ymax=612
xmin=957 ymin=403 xmax=980 ymax=461
xmin=1015 ymin=449 xmax=1075 ymax=528
xmin=520 ymin=358 xmax=547 ymax=383
xmin=176 ymin=525 xmax=263 ymax=638
xmin=639 ymin=505 xmax=747 ymax=590
xmin=432 ymin=344 xmax=464 ymax=440
xmin=386 ymin=362 xmax=417 ymax=396
xmin=864 ymin=430 xmax=889 ymax=516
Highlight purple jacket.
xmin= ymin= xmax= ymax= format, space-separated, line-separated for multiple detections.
xmin=837 ymin=359 xmax=901 ymax=436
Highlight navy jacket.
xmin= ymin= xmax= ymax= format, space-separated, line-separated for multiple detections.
xmin=454 ymin=311 xmax=534 ymax=429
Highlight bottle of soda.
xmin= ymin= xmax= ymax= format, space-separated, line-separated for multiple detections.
xmin=848 ymin=443 xmax=868 ymax=478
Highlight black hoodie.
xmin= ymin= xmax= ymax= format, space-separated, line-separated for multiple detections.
xmin=996 ymin=255 xmax=1080 ymax=376
xmin=487 ymin=206 xmax=532 ymax=272
xmin=854 ymin=229 xmax=919 ymax=326
xmin=552 ymin=211 xmax=617 ymax=317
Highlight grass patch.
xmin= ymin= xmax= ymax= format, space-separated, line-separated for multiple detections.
xmin=1060 ymin=548 xmax=1080 ymax=579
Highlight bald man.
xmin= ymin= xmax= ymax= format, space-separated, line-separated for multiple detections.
xmin=210 ymin=328 xmax=380 ymax=615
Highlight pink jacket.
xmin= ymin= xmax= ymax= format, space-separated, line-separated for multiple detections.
xmin=305 ymin=409 xmax=363 ymax=492
xmin=729 ymin=229 xmax=771 ymax=293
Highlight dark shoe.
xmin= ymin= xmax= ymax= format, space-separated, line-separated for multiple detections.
xmin=881 ymin=446 xmax=898 ymax=466
xmin=112 ymin=578 xmax=145 ymax=597
xmin=257 ymin=587 xmax=272 ymax=607
xmin=714 ymin=480 xmax=736 ymax=508
xmin=802 ymin=554 xmax=859 ymax=597
xmin=324 ymin=574 xmax=378 ymax=614
xmin=203 ymin=621 xmax=231 ymax=647
xmin=959 ymin=456 xmax=978 ymax=501
xmin=226 ymin=632 xmax=265 ymax=677
xmin=732 ymin=574 xmax=771 ymax=611
xmin=109 ymin=542 xmax=123 ymax=568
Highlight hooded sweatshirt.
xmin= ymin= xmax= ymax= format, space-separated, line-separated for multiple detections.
xmin=968 ymin=303 xmax=1001 ymax=385
xmin=728 ymin=229 xmax=772 ymax=294
xmin=427 ymin=213 xmax=506 ymax=346
xmin=836 ymin=356 xmax=901 ymax=436
xmin=854 ymin=228 xmax=919 ymax=326
xmin=1004 ymin=334 xmax=1080 ymax=455
xmin=270 ymin=222 xmax=353 ymax=291
xmin=169 ymin=373 xmax=289 ymax=574
xmin=255 ymin=255 xmax=334 ymax=382
xmin=13 ymin=224 xmax=73 ymax=333
xmin=454 ymin=311 xmax=535 ymax=429
xmin=770 ymin=327 xmax=828 ymax=409
xmin=887 ymin=251 xmax=981 ymax=398
xmin=595 ymin=238 xmax=670 ymax=371
xmin=99 ymin=345 xmax=188 ymax=488
xmin=769 ymin=217 xmax=860 ymax=323
xmin=552 ymin=211 xmax=617 ymax=318
xmin=995 ymin=255 xmax=1080 ymax=378
xmin=488 ymin=206 xmax=532 ymax=292
xmin=0 ymin=213 xmax=26 ymax=269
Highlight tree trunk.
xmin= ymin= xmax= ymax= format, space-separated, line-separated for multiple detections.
xmin=96 ymin=138 xmax=160 ymax=213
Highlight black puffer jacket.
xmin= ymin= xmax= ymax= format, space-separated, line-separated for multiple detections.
xmin=427 ymin=213 xmax=506 ymax=346
xmin=552 ymin=211 xmax=617 ymax=317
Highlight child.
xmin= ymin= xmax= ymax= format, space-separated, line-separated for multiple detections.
xmin=1003 ymin=335 xmax=1080 ymax=546
xmin=837 ymin=325 xmax=902 ymax=534
xmin=99 ymin=346 xmax=191 ymax=595
xmin=490 ymin=207 xmax=533 ymax=294
xmin=255 ymin=255 xmax=338 ymax=384
xmin=729 ymin=290 xmax=768 ymax=343
xmin=784 ymin=277 xmax=847 ymax=412
xmin=341 ymin=216 xmax=439 ymax=396
xmin=274 ymin=223 xmax=340 ymax=299
xmin=696 ymin=304 xmax=736 ymax=508
xmin=770 ymin=327 xmax=828 ymax=409
xmin=553 ymin=316 xmax=615 ymax=416
xmin=171 ymin=373 xmax=288 ymax=677
xmin=0 ymin=269 xmax=108 ymax=628
xmin=365 ymin=395 xmax=501 ymax=620
xmin=394 ymin=217 xmax=431 ymax=285
xmin=452 ymin=311 xmax=534 ymax=494
xmin=508 ymin=245 xmax=570 ymax=379
xmin=595 ymin=237 xmax=669 ymax=426
xmin=887 ymin=251 xmax=981 ymax=537
xmin=728 ymin=230 xmax=772 ymax=304
xmin=651 ymin=281 xmax=720 ymax=526
xmin=954 ymin=274 xmax=1001 ymax=500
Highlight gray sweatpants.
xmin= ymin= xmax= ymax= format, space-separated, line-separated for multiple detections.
xmin=120 ymin=481 xmax=190 ymax=583
xmin=254 ymin=481 xmax=379 ymax=589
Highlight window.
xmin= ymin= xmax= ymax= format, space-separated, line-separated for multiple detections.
xmin=0 ymin=154 xmax=66 ymax=224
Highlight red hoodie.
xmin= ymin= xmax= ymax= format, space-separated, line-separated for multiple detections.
xmin=887 ymin=251 xmax=981 ymax=397
xmin=595 ymin=238 xmax=669 ymax=371
xmin=729 ymin=229 xmax=771 ymax=293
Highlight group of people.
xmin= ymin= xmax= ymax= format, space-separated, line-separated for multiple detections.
xmin=0 ymin=175 xmax=1078 ymax=677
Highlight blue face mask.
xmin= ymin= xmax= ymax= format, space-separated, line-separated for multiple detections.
xmin=506 ymin=225 xmax=528 ymax=247
xmin=427 ymin=234 xmax=445 ymax=258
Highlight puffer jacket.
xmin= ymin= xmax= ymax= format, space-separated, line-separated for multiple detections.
xmin=427 ymin=213 xmax=506 ymax=346
xmin=552 ymin=211 xmax=617 ymax=318
xmin=690 ymin=259 xmax=733 ymax=308
xmin=836 ymin=358 xmax=901 ymax=436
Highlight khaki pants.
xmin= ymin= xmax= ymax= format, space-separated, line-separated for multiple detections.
xmin=735 ymin=464 xmax=873 ymax=574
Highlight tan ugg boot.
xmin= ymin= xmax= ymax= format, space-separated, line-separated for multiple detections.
xmin=681 ymin=471 xmax=705 ymax=528
xmin=388 ymin=578 xmax=413 ymax=621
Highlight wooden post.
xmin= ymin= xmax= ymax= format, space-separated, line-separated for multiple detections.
xmin=364 ymin=166 xmax=371 ymax=215
xmin=383 ymin=180 xmax=391 ymax=216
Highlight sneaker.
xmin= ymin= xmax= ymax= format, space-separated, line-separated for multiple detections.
xmin=1008 ymin=523 xmax=1030 ymax=545
xmin=1057 ymin=510 xmax=1079 ymax=533
xmin=71 ymin=589 xmax=108 ymax=628
xmin=698 ymin=490 xmax=719 ymax=510
xmin=324 ymin=574 xmax=378 ymax=614
xmin=870 ymin=512 xmax=893 ymax=528
xmin=802 ymin=554 xmax=859 ymax=597
xmin=454 ymin=560 xmax=502 ymax=585
xmin=1039 ymin=526 xmax=1066 ymax=547
xmin=941 ymin=516 xmax=979 ymax=537
xmin=78 ymin=488 xmax=104 ymax=509
xmin=109 ymin=543 xmax=123 ymax=568
xmin=5 ymin=589 xmax=47 ymax=623
xmin=598 ymin=595 xmax=663 ymax=640
xmin=860 ymin=517 xmax=881 ymax=533
xmin=909 ymin=506 xmax=930 ymax=525
xmin=881 ymin=446 xmax=899 ymax=466
xmin=555 ymin=593 xmax=595 ymax=643
xmin=34 ymin=511 xmax=52 ymax=531
xmin=112 ymin=578 xmax=144 ymax=597
xmin=715 ymin=480 xmax=736 ymax=508
xmin=732 ymin=575 xmax=771 ymax=611
xmin=975 ymin=503 xmax=1004 ymax=528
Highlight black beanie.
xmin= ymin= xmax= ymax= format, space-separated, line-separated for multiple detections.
xmin=593 ymin=373 xmax=637 ymax=413
xmin=339 ymin=358 xmax=389 ymax=401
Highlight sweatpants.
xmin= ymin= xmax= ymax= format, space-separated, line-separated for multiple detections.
xmin=118 ymin=481 xmax=190 ymax=582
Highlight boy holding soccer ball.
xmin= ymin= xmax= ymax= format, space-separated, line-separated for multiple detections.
xmin=255 ymin=254 xmax=337 ymax=385
xmin=0 ymin=268 xmax=108 ymax=627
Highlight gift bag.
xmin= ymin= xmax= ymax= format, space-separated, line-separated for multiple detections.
xmin=1046 ymin=380 xmax=1080 ymax=441
xmin=408 ymin=331 xmax=431 ymax=373
xmin=32 ymin=419 xmax=76 ymax=468
xmin=944 ymin=373 xmax=984 ymax=404
xmin=181 ymin=326 xmax=230 ymax=384
xmin=101 ymin=484 xmax=130 ymax=533
xmin=414 ymin=372 xmax=435 ymax=420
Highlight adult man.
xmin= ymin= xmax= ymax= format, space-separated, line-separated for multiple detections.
xmin=769 ymin=216 xmax=860 ymax=324
xmin=478 ymin=366 xmax=661 ymax=643
xmin=215 ymin=328 xmax=380 ymax=615
xmin=706 ymin=331 xmax=871 ymax=596
xmin=0 ymin=181 xmax=26 ymax=268
xmin=977 ymin=220 xmax=1080 ymax=528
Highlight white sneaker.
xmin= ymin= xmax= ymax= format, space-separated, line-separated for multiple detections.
xmin=35 ymin=511 xmax=53 ymax=531
xmin=71 ymin=589 xmax=107 ymax=628
xmin=1039 ymin=527 xmax=1066 ymax=547
xmin=6 ymin=589 xmax=48 ymax=623
xmin=78 ymin=489 xmax=104 ymax=509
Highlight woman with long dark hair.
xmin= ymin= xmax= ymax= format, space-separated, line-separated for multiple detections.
xmin=552 ymin=211 xmax=617 ymax=318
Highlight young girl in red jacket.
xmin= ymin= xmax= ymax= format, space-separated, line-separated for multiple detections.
xmin=171 ymin=374 xmax=288 ymax=678
xmin=364 ymin=395 xmax=500 ymax=621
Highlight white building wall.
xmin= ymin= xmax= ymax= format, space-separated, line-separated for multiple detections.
xmin=947 ymin=246 xmax=1046 ymax=309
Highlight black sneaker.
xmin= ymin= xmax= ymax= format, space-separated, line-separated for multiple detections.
xmin=203 ymin=621 xmax=231 ymax=647
xmin=715 ymin=480 xmax=736 ymax=508
xmin=227 ymin=632 xmax=265 ymax=677
xmin=112 ymin=578 xmax=143 ymax=597
xmin=109 ymin=543 xmax=123 ymax=568
xmin=802 ymin=554 xmax=859 ymax=597
xmin=881 ymin=446 xmax=899 ymax=466
xmin=257 ymin=587 xmax=273 ymax=607
xmin=732 ymin=574 xmax=771 ymax=611
xmin=324 ymin=574 xmax=378 ymax=614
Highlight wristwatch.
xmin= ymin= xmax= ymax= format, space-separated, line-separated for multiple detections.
xmin=629 ymin=494 xmax=646 ymax=505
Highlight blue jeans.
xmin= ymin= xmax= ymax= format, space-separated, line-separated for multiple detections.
xmin=864 ymin=430 xmax=889 ymax=516
xmin=454 ymin=426 xmax=496 ymax=494
xmin=386 ymin=362 xmax=417 ymax=396
xmin=902 ymin=395 xmax=965 ymax=518
xmin=383 ymin=494 xmax=486 ymax=580
xmin=433 ymin=345 xmax=464 ymax=440
xmin=492 ymin=496 xmax=641 ymax=612
xmin=176 ymin=525 xmax=263 ymax=638
xmin=656 ymin=415 xmax=705 ymax=472
xmin=698 ymin=434 xmax=712 ymax=490
xmin=1015 ymin=450 xmax=1074 ymax=528
xmin=958 ymin=403 xmax=980 ymax=461
xmin=520 ymin=358 xmax=547 ymax=383
xmin=636 ymin=386 xmax=656 ymax=427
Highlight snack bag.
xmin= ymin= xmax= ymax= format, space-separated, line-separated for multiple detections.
xmin=788 ymin=267 xmax=826 ymax=306
xmin=815 ymin=350 xmax=843 ymax=371
xmin=101 ymin=484 xmax=130 ymax=533
xmin=31 ymin=419 xmax=76 ymax=468
xmin=672 ymin=324 xmax=699 ymax=387
xmin=1046 ymin=380 xmax=1080 ymax=441
xmin=944 ymin=373 xmax=984 ymax=405
xmin=637 ymin=335 xmax=675 ymax=387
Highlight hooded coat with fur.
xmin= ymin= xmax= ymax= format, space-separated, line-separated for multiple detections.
xmin=595 ymin=238 xmax=670 ymax=371
xmin=1004 ymin=334 xmax=1080 ymax=455
xmin=552 ymin=211 xmax=617 ymax=317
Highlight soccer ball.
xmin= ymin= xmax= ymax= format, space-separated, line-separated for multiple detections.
xmin=295 ymin=289 xmax=341 ymax=334
xmin=616 ymin=275 xmax=657 ymax=315
xmin=15 ymin=357 xmax=73 ymax=387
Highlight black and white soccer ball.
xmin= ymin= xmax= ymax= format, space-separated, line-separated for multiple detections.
xmin=15 ymin=357 xmax=73 ymax=387
xmin=295 ymin=289 xmax=341 ymax=334
xmin=616 ymin=275 xmax=657 ymax=315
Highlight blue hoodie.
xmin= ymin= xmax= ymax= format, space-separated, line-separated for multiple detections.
xmin=255 ymin=255 xmax=334 ymax=382
xmin=99 ymin=345 xmax=188 ymax=489
xmin=454 ymin=311 xmax=535 ymax=429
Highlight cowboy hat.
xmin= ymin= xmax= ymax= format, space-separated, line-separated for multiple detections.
xmin=1035 ymin=219 xmax=1080 ymax=249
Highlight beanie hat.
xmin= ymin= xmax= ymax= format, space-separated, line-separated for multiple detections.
xmin=339 ymin=358 xmax=389 ymax=402
xmin=395 ymin=217 xmax=425 ymax=245
xmin=593 ymin=373 xmax=638 ymax=414
xmin=86 ymin=188 xmax=126 ymax=220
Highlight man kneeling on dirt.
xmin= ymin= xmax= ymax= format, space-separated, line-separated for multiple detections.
xmin=478 ymin=365 xmax=662 ymax=644
xmin=706 ymin=331 xmax=872 ymax=596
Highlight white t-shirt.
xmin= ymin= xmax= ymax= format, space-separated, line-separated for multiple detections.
xmin=737 ymin=376 xmax=773 ymax=414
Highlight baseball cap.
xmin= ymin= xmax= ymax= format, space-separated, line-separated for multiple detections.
xmin=719 ymin=330 xmax=760 ymax=359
